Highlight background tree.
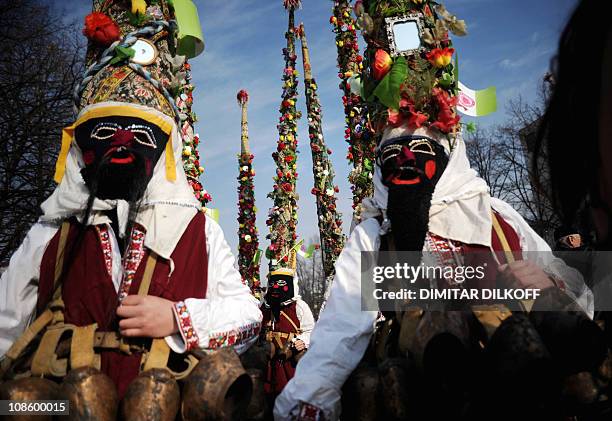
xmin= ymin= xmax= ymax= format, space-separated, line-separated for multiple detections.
xmin=465 ymin=81 xmax=560 ymax=244
xmin=0 ymin=0 xmax=83 ymax=265
xmin=296 ymin=235 xmax=328 ymax=317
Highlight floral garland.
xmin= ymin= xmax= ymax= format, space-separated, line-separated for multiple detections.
xmin=236 ymin=90 xmax=261 ymax=297
xmin=298 ymin=24 xmax=345 ymax=279
xmin=177 ymin=60 xmax=212 ymax=207
xmin=265 ymin=4 xmax=302 ymax=271
xmin=357 ymin=0 xmax=466 ymax=137
xmin=330 ymin=0 xmax=376 ymax=220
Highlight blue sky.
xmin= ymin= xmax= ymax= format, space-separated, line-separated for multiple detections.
xmin=51 ymin=0 xmax=579 ymax=268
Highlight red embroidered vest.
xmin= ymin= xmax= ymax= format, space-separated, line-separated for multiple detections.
xmin=36 ymin=212 xmax=208 ymax=398
xmin=262 ymin=301 xmax=301 ymax=344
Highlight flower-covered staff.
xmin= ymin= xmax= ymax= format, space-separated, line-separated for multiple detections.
xmin=265 ymin=0 xmax=302 ymax=274
xmin=236 ymin=89 xmax=261 ymax=297
xmin=177 ymin=59 xmax=212 ymax=207
xmin=0 ymin=1 xmax=261 ymax=417
xmin=298 ymin=23 xmax=345 ymax=280
xmin=331 ymin=0 xmax=376 ymax=222
xmin=275 ymin=1 xmax=593 ymax=419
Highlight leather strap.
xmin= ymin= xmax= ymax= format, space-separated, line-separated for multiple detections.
xmin=4 ymin=309 xmax=54 ymax=361
xmin=70 ymin=323 xmax=100 ymax=370
xmin=137 ymin=253 xmax=158 ymax=296
xmin=135 ymin=253 xmax=174 ymax=372
xmin=0 ymin=221 xmax=70 ymax=378
xmin=50 ymin=221 xmax=71 ymax=324
xmin=491 ymin=211 xmax=534 ymax=312
xmin=31 ymin=324 xmax=73 ymax=377
xmin=142 ymin=338 xmax=171 ymax=371
xmin=491 ymin=212 xmax=515 ymax=265
xmin=280 ymin=311 xmax=301 ymax=334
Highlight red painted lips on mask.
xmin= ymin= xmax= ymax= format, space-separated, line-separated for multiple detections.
xmin=106 ymin=129 xmax=136 ymax=164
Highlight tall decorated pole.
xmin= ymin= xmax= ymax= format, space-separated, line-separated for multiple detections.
xmin=298 ymin=23 xmax=345 ymax=279
xmin=330 ymin=0 xmax=376 ymax=222
xmin=266 ymin=0 xmax=302 ymax=273
xmin=178 ymin=61 xmax=212 ymax=209
xmin=236 ymin=90 xmax=261 ymax=297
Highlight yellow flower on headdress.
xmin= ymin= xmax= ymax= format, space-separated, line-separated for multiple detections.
xmin=131 ymin=0 xmax=147 ymax=15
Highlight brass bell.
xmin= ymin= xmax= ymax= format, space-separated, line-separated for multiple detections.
xmin=181 ymin=347 xmax=252 ymax=421
xmin=121 ymin=368 xmax=180 ymax=421
xmin=0 ymin=377 xmax=61 ymax=421
xmin=60 ymin=366 xmax=118 ymax=421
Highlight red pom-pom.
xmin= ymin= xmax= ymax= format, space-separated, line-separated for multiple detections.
xmin=237 ymin=89 xmax=249 ymax=105
xmin=83 ymin=12 xmax=120 ymax=47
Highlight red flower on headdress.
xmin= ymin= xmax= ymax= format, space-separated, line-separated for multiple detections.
xmin=388 ymin=99 xmax=428 ymax=129
xmin=83 ymin=12 xmax=121 ymax=47
xmin=426 ymin=48 xmax=454 ymax=68
xmin=373 ymin=49 xmax=393 ymax=80
xmin=430 ymin=88 xmax=461 ymax=133
xmin=237 ymin=89 xmax=249 ymax=105
xmin=281 ymin=183 xmax=293 ymax=192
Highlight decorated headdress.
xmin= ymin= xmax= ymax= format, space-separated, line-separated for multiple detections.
xmin=356 ymin=0 xmax=467 ymax=140
xmin=54 ymin=0 xmax=207 ymax=203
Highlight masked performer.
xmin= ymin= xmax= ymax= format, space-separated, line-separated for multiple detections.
xmin=0 ymin=0 xmax=261 ymax=412
xmin=262 ymin=268 xmax=315 ymax=400
xmin=275 ymin=1 xmax=593 ymax=419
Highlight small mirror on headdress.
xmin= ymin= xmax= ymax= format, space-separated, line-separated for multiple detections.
xmin=385 ymin=14 xmax=424 ymax=57
xmin=131 ymin=39 xmax=158 ymax=66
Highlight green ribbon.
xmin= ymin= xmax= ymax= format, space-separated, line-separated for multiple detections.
xmin=172 ymin=0 xmax=205 ymax=58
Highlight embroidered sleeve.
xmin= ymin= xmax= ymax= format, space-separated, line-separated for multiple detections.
xmin=206 ymin=322 xmax=261 ymax=351
xmin=297 ymin=402 xmax=326 ymax=421
xmin=173 ymin=301 xmax=200 ymax=351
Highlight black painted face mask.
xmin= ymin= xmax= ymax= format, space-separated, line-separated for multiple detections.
xmin=75 ymin=116 xmax=169 ymax=202
xmin=266 ymin=269 xmax=295 ymax=320
xmin=378 ymin=135 xmax=450 ymax=252
xmin=377 ymin=135 xmax=449 ymax=189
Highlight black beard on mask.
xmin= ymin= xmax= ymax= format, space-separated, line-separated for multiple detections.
xmin=268 ymin=297 xmax=282 ymax=321
xmin=81 ymin=151 xmax=150 ymax=203
xmin=387 ymin=184 xmax=435 ymax=252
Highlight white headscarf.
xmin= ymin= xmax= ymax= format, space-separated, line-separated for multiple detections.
xmin=361 ymin=124 xmax=493 ymax=247
xmin=40 ymin=101 xmax=200 ymax=259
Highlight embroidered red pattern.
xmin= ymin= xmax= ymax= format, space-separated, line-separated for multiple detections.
xmin=207 ymin=322 xmax=261 ymax=349
xmin=426 ymin=233 xmax=464 ymax=286
xmin=118 ymin=225 xmax=147 ymax=302
xmin=174 ymin=301 xmax=199 ymax=351
xmin=95 ymin=225 xmax=113 ymax=277
xmin=298 ymin=403 xmax=325 ymax=421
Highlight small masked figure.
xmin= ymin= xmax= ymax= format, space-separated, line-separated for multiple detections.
xmin=261 ymin=268 xmax=314 ymax=400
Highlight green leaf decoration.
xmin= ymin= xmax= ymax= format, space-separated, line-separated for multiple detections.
xmin=363 ymin=158 xmax=373 ymax=171
xmin=466 ymin=122 xmax=477 ymax=133
xmin=127 ymin=11 xmax=149 ymax=26
xmin=373 ymin=57 xmax=407 ymax=110
xmin=109 ymin=46 xmax=135 ymax=66
xmin=439 ymin=72 xmax=453 ymax=89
